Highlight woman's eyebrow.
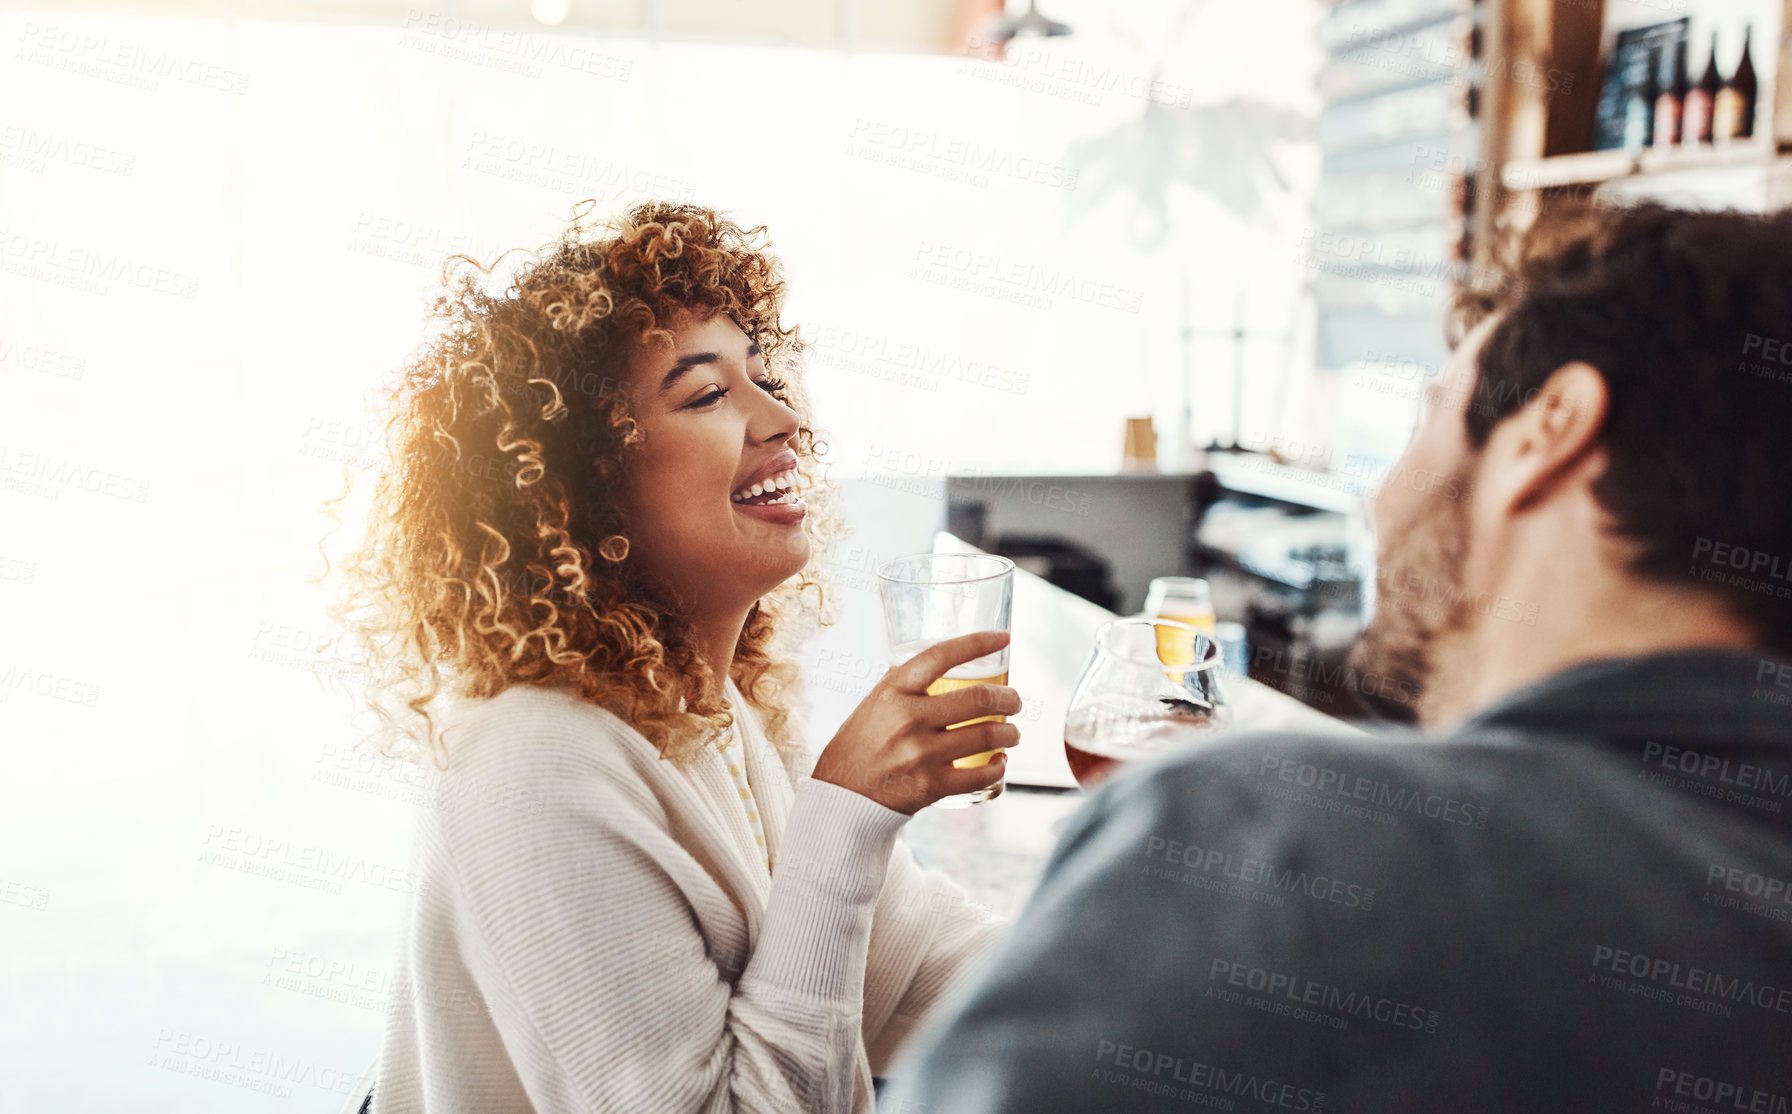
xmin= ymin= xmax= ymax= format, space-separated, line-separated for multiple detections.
xmin=658 ymin=352 xmax=719 ymax=393
xmin=659 ymin=340 xmax=762 ymax=394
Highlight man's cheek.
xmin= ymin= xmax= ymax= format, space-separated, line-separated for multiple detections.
xmin=1371 ymin=456 xmax=1417 ymax=532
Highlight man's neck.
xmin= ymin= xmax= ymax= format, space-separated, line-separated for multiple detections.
xmin=1422 ymin=577 xmax=1758 ymax=730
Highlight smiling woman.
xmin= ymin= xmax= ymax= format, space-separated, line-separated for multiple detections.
xmin=325 ymin=199 xmax=1023 ymax=1114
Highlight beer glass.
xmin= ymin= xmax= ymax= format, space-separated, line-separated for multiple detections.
xmin=1063 ymin=617 xmax=1228 ymax=789
xmin=1144 ymin=577 xmax=1217 ymax=668
xmin=877 ymin=553 xmax=1015 ymax=807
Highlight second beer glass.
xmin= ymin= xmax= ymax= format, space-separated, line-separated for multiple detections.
xmin=1143 ymin=576 xmax=1217 ymax=667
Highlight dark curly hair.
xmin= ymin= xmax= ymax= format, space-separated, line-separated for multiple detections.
xmin=1447 ymin=199 xmax=1792 ymax=655
xmin=323 ymin=199 xmax=846 ymax=768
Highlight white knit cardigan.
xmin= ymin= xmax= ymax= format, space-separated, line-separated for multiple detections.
xmin=369 ymin=676 xmax=1008 ymax=1113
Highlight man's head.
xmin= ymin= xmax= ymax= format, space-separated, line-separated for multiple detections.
xmin=1348 ymin=201 xmax=1792 ymax=725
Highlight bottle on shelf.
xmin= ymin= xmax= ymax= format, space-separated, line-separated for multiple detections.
xmin=1713 ymin=24 xmax=1758 ymax=141
xmin=1624 ymin=47 xmax=1661 ymax=149
xmin=1682 ymin=31 xmax=1722 ymax=144
xmin=1654 ymin=39 xmax=1689 ymax=147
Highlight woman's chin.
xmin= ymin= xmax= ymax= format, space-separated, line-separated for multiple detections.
xmin=727 ymin=520 xmax=811 ymax=580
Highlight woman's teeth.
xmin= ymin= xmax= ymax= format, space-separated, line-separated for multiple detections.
xmin=731 ymin=469 xmax=803 ymax=505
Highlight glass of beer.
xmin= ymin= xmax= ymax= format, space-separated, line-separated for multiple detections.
xmin=1063 ymin=617 xmax=1228 ymax=789
xmin=877 ymin=553 xmax=1015 ymax=807
xmin=1144 ymin=577 xmax=1217 ymax=668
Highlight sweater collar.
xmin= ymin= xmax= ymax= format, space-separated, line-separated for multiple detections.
xmin=1450 ymin=647 xmax=1792 ymax=751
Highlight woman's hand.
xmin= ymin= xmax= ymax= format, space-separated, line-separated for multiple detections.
xmin=810 ymin=630 xmax=1022 ymax=814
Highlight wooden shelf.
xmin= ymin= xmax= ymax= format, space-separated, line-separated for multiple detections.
xmin=1501 ymin=141 xmax=1785 ymax=191
xmin=1473 ymin=0 xmax=1792 ymax=260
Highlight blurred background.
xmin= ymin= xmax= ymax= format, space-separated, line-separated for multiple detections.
xmin=2 ymin=0 xmax=1786 ymax=1106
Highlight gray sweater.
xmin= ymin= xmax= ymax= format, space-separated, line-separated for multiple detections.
xmin=881 ymin=649 xmax=1792 ymax=1113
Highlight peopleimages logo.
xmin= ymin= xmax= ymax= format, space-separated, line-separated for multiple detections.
xmin=1143 ymin=836 xmax=1377 ymax=909
xmin=1652 ymin=1067 xmax=1790 ymax=1114
xmin=1589 ymin=944 xmax=1792 ymax=1016
xmin=798 ymin=322 xmax=1030 ymax=396
xmin=13 ymin=22 xmax=250 ymax=94
xmin=1691 ymin=538 xmax=1792 ymax=582
xmin=847 ymin=119 xmax=1078 ymax=191
xmin=1688 ymin=538 xmax=1792 ymax=602
xmin=398 ymin=9 xmax=633 ymax=82
xmin=1705 ymin=862 xmax=1792 ymax=925
xmin=1642 ymin=739 xmax=1792 ymax=799
xmin=956 ymin=39 xmax=1195 ymax=109
xmin=1207 ymin=958 xmax=1442 ymax=1033
xmin=1735 ymin=332 xmax=1792 ymax=386
xmin=909 ymin=240 xmax=1143 ymax=314
xmin=0 ymin=124 xmax=136 ymax=177
xmin=1257 ymin=755 xmax=1491 ymax=828
xmin=1092 ymin=1041 xmax=1325 ymax=1110
xmin=0 ymin=230 xmax=200 ymax=299
xmin=0 ymin=664 xmax=99 ymax=708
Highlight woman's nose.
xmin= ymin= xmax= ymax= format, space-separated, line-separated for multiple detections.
xmin=751 ymin=390 xmax=798 ymax=445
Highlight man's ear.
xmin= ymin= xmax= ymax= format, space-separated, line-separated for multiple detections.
xmin=1481 ymin=361 xmax=1609 ymax=516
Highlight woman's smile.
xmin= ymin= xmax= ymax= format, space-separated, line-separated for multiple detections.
xmin=731 ymin=476 xmax=809 ymax=526
xmin=730 ymin=450 xmax=808 ymax=524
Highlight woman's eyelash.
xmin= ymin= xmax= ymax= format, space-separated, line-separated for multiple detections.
xmin=686 ymin=377 xmax=789 ymax=410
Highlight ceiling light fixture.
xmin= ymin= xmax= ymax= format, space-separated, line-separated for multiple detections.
xmin=984 ymin=0 xmax=1070 ymax=45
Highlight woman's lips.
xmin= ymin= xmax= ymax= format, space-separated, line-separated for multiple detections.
xmin=732 ymin=496 xmax=806 ymax=524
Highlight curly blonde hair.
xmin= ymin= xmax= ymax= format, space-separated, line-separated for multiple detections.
xmin=323 ymin=199 xmax=845 ymax=770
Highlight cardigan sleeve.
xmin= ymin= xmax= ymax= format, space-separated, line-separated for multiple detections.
xmin=861 ymin=838 xmax=1011 ymax=1074
xmin=430 ymin=711 xmax=911 ymax=1114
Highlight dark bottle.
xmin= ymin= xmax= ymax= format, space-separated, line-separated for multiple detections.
xmin=1682 ymin=32 xmax=1722 ymax=144
xmin=1654 ymin=40 xmax=1689 ymax=147
xmin=1713 ymin=25 xmax=1758 ymax=140
xmin=1624 ymin=47 xmax=1660 ymax=149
